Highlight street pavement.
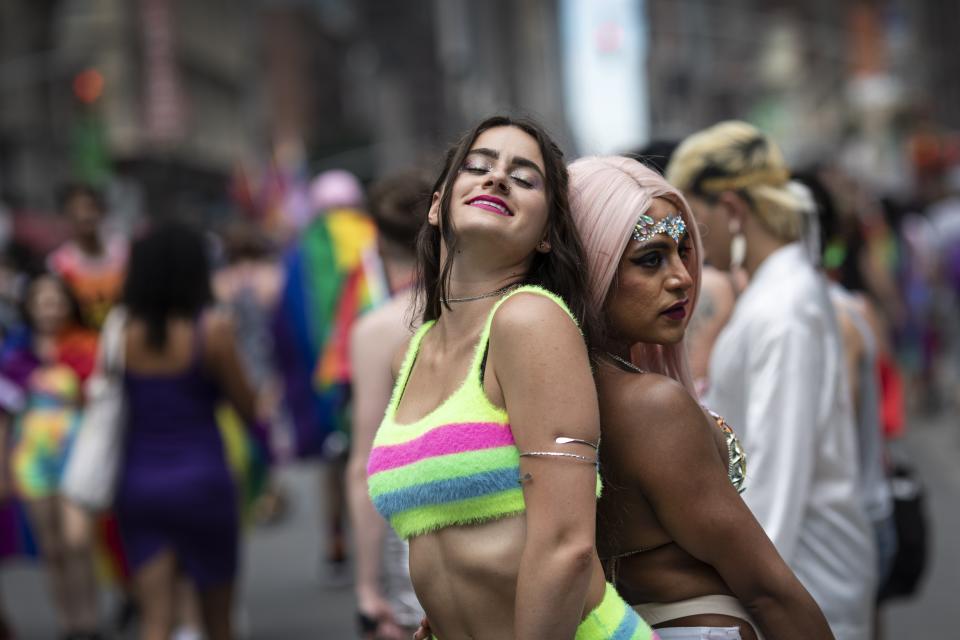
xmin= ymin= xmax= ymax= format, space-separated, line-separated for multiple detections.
xmin=882 ymin=411 xmax=959 ymax=637
xmin=2 ymin=462 xmax=355 ymax=639
xmin=3 ymin=412 xmax=957 ymax=638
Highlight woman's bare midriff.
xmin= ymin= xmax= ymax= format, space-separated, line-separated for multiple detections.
xmin=409 ymin=514 xmax=607 ymax=639
xmin=611 ymin=544 xmax=758 ymax=640
xmin=597 ymin=404 xmax=758 ymax=640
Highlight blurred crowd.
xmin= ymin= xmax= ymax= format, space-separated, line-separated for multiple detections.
xmin=0 ymin=168 xmax=429 ymax=640
xmin=0 ymin=114 xmax=956 ymax=640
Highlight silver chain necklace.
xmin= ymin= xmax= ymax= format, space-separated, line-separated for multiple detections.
xmin=605 ymin=351 xmax=646 ymax=374
xmin=441 ymin=282 xmax=521 ymax=304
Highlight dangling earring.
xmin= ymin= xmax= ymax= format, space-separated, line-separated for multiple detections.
xmin=729 ymin=221 xmax=746 ymax=270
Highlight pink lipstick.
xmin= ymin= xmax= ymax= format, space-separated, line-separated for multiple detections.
xmin=467 ymin=195 xmax=513 ymax=217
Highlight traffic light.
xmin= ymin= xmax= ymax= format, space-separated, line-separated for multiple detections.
xmin=70 ymin=68 xmax=110 ymax=184
xmin=72 ymin=68 xmax=104 ymax=105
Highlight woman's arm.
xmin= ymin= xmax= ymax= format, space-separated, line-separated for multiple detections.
xmin=490 ymin=294 xmax=601 ymax=640
xmin=204 ymin=310 xmax=258 ymax=425
xmin=835 ymin=304 xmax=864 ymax=413
xmin=614 ymin=377 xmax=834 ymax=640
xmin=346 ymin=308 xmax=413 ymax=637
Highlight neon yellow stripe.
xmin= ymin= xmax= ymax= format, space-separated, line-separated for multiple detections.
xmin=369 ymin=446 xmax=519 ymax=496
xmin=391 ymin=490 xmax=525 ymax=539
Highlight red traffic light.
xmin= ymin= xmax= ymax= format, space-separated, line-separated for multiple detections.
xmin=73 ymin=69 xmax=104 ymax=104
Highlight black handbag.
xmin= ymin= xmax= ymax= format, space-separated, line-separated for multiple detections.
xmin=878 ymin=460 xmax=929 ymax=601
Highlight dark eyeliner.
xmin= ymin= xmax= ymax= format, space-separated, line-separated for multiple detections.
xmin=631 ymin=251 xmax=663 ymax=268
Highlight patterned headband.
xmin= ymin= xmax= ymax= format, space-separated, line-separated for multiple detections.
xmin=632 ymin=213 xmax=687 ymax=245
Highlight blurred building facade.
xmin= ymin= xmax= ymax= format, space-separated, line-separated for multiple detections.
xmin=2 ymin=0 xmax=958 ymax=215
xmin=645 ymin=0 xmax=960 ymax=196
xmin=913 ymin=0 xmax=960 ymax=130
xmin=0 ymin=0 xmax=261 ymax=220
xmin=267 ymin=0 xmax=572 ymax=177
xmin=1 ymin=0 xmax=570 ymax=216
xmin=0 ymin=1 xmax=63 ymax=210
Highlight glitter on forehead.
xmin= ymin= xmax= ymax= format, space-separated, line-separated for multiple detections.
xmin=632 ymin=213 xmax=687 ymax=245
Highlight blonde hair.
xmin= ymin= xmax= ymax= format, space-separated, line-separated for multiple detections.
xmin=568 ymin=156 xmax=702 ymax=395
xmin=666 ymin=121 xmax=803 ymax=242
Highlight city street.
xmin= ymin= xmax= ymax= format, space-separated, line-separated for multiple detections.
xmin=2 ymin=410 xmax=956 ymax=639
xmin=2 ymin=2 xmax=958 ymax=639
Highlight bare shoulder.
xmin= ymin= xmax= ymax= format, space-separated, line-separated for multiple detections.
xmin=353 ymin=296 xmax=417 ymax=378
xmin=599 ymin=368 xmax=710 ymax=452
xmin=352 ymin=293 xmax=415 ymax=344
xmin=204 ymin=306 xmax=234 ymax=329
xmin=389 ymin=335 xmax=414 ymax=380
xmin=191 ymin=308 xmax=235 ymax=373
xmin=490 ymin=291 xmax=580 ymax=347
xmin=202 ymin=307 xmax=235 ymax=349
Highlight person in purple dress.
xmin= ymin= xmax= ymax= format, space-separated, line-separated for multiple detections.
xmin=114 ymin=222 xmax=257 ymax=640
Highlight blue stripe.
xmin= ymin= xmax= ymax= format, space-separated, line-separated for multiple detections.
xmin=611 ymin=604 xmax=640 ymax=640
xmin=372 ymin=466 xmax=520 ymax=517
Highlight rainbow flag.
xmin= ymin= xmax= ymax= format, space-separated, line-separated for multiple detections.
xmin=272 ymin=208 xmax=388 ymax=459
xmin=216 ymin=404 xmax=270 ymax=524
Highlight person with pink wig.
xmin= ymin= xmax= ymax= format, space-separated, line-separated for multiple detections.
xmin=567 ymin=155 xmax=833 ymax=640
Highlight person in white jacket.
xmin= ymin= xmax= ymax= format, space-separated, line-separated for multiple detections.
xmin=667 ymin=121 xmax=877 ymax=640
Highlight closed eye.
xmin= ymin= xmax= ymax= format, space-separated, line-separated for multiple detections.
xmin=463 ymin=163 xmax=491 ymax=175
xmin=510 ymin=172 xmax=535 ymax=188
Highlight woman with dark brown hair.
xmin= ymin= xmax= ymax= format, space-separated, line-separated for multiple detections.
xmin=366 ymin=116 xmax=655 ymax=639
xmin=0 ymin=274 xmax=102 ymax=639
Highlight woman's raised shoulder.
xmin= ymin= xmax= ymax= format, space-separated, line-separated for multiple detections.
xmin=603 ymin=369 xmax=704 ymax=437
xmin=206 ymin=306 xmax=234 ymax=328
xmin=490 ymin=290 xmax=578 ymax=340
xmin=388 ymin=332 xmax=415 ymax=381
xmin=201 ymin=307 xmax=236 ymax=357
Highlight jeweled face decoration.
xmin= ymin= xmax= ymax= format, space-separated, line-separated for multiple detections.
xmin=631 ymin=213 xmax=687 ymax=245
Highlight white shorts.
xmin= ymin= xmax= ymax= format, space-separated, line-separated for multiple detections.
xmin=655 ymin=628 xmax=741 ymax=639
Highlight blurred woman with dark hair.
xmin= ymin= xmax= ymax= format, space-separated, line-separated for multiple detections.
xmin=0 ymin=273 xmax=101 ymax=639
xmin=114 ymin=222 xmax=257 ymax=640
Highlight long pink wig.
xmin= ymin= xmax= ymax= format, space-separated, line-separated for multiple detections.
xmin=568 ymin=156 xmax=703 ymax=395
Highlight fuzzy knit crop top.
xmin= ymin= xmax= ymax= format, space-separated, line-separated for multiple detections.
xmin=367 ymin=285 xmax=602 ymax=540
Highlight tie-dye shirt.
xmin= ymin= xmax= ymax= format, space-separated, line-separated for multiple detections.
xmin=47 ymin=236 xmax=128 ymax=330
xmin=0 ymin=328 xmax=97 ymax=499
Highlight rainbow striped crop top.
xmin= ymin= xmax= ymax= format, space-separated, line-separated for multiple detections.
xmin=367 ymin=286 xmax=600 ymax=540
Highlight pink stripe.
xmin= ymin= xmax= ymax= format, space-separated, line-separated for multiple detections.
xmin=368 ymin=422 xmax=514 ymax=474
